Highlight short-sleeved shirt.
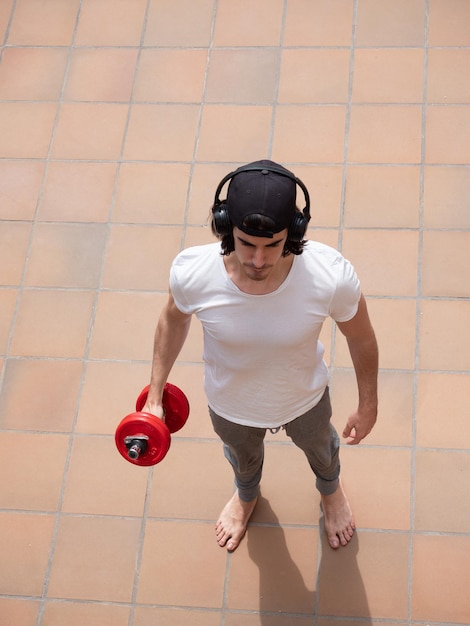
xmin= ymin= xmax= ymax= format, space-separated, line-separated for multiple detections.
xmin=170 ymin=241 xmax=361 ymax=427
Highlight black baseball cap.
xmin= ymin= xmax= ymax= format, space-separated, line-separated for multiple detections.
xmin=225 ymin=160 xmax=297 ymax=238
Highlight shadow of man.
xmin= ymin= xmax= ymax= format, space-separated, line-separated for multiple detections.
xmin=247 ymin=496 xmax=316 ymax=624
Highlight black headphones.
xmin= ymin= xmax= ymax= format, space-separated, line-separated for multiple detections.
xmin=212 ymin=164 xmax=311 ymax=242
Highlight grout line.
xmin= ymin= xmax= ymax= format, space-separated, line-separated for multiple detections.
xmin=265 ymin=0 xmax=287 ymax=159
xmin=408 ymin=1 xmax=431 ymax=622
xmin=32 ymin=3 xmax=87 ymax=625
xmin=328 ymin=0 xmax=358 ymax=375
xmin=179 ymin=0 xmax=220 ymax=252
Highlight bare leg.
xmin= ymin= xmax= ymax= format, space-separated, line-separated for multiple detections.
xmin=321 ymin=479 xmax=355 ymax=549
xmin=215 ymin=491 xmax=258 ymax=552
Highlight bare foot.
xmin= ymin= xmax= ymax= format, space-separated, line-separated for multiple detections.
xmin=215 ymin=491 xmax=258 ymax=552
xmin=321 ymin=479 xmax=355 ymax=549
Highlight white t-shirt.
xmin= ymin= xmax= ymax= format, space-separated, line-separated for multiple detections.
xmin=170 ymin=241 xmax=361 ymax=428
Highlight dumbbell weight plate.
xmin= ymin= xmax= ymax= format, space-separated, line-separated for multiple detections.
xmin=115 ymin=412 xmax=171 ymax=466
xmin=135 ymin=383 xmax=190 ymax=434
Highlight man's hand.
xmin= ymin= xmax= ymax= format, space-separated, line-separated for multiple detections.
xmin=342 ymin=406 xmax=377 ymax=445
xmin=141 ymin=400 xmax=165 ymax=422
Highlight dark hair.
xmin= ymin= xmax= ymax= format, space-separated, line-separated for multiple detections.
xmin=209 ymin=207 xmax=307 ymax=257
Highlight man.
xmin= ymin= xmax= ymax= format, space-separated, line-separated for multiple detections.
xmin=143 ymin=160 xmax=378 ymax=551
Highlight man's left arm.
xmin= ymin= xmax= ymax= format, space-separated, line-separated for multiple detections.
xmin=336 ymin=293 xmax=379 ymax=445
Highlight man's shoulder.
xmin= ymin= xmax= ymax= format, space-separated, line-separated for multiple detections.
xmin=174 ymin=242 xmax=221 ymax=264
xmin=302 ymin=240 xmax=344 ymax=265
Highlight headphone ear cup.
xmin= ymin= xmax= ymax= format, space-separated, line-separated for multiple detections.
xmin=212 ymin=202 xmax=232 ymax=237
xmin=288 ymin=212 xmax=308 ymax=242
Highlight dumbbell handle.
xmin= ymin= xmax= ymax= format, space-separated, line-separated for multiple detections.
xmin=124 ymin=435 xmax=149 ymax=460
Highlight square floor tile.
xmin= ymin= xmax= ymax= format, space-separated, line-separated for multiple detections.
xmin=419 ymin=300 xmax=470 ymax=371
xmin=227 ymin=525 xmax=318 ymax=614
xmin=75 ymin=0 xmax=147 ymax=45
xmin=272 ymin=106 xmax=346 ymax=163
xmin=318 ymin=621 xmax=404 ymax=626
xmin=428 ymin=0 xmax=470 ymax=45
xmin=64 ymin=48 xmax=138 ymax=102
xmin=317 ymin=532 xmax=409 ymax=619
xmin=88 ymin=291 xmax=165 ymax=361
xmin=101 ymin=225 xmax=183 ymax=290
xmin=427 ymin=49 xmax=470 ymax=104
xmin=352 ymin=49 xmax=424 ymax=104
xmin=134 ymin=49 xmax=207 ymax=103
xmin=226 ymin=615 xmax=312 ymax=626
xmin=113 ymin=162 xmax=190 ymax=224
xmin=61 ymin=435 xmax=149 ymax=516
xmin=340 ymin=447 xmax=411 ymax=531
xmin=344 ymin=166 xmax=420 ymax=228
xmin=0 ymin=432 xmax=69 ymax=511
xmin=426 ymin=105 xmax=470 ymax=164
xmin=10 ymin=289 xmax=94 ymax=358
xmin=38 ymin=161 xmax=116 ymax=222
xmin=144 ymin=0 xmax=214 ymax=46
xmin=341 ymin=229 xmax=419 ymax=296
xmin=47 ymin=516 xmax=141 ymax=602
xmin=414 ymin=450 xmax=470 ymax=532
xmin=41 ymin=601 xmax=130 ymax=626
xmin=0 ymin=0 xmax=14 ymax=42
xmin=24 ymin=223 xmax=107 ymax=289
xmin=0 ymin=598 xmax=40 ymax=626
xmin=252 ymin=445 xmax=321 ymax=526
xmin=348 ymin=105 xmax=422 ymax=164
xmin=331 ymin=369 xmax=413 ymax=447
xmin=334 ymin=298 xmax=416 ymax=370
xmin=412 ymin=534 xmax=470 ymax=623
xmin=0 ymin=289 xmax=17 ymax=354
xmin=279 ymin=49 xmax=350 ymax=104
xmin=213 ymin=0 xmax=283 ymax=46
xmin=51 ymin=103 xmax=128 ymax=160
xmin=137 ymin=519 xmax=227 ymax=606
xmin=123 ymin=104 xmax=199 ymax=161
xmin=0 ymin=512 xmax=55 ymax=596
xmin=0 ymin=103 xmax=57 ymax=158
xmin=423 ymin=166 xmax=470 ymax=228
xmin=0 ymin=160 xmax=45 ymax=220
xmin=147 ymin=440 xmax=233 ymax=520
xmin=206 ymin=48 xmax=279 ymax=104
xmin=422 ymin=231 xmax=470 ymax=297
xmin=7 ymin=0 xmax=79 ymax=45
xmin=197 ymin=105 xmax=272 ymax=162
xmin=0 ymin=358 xmax=82 ymax=431
xmin=183 ymin=224 xmax=218 ymax=248
xmin=355 ymin=0 xmax=425 ymax=46
xmin=292 ymin=166 xmax=342 ymax=228
xmin=416 ymin=373 xmax=470 ymax=449
xmin=284 ymin=0 xmax=354 ymax=46
xmin=76 ymin=360 xmax=151 ymax=435
xmin=0 ymin=221 xmax=31 ymax=285
xmin=134 ymin=606 xmax=221 ymax=626
xmin=0 ymin=47 xmax=68 ymax=100
xmin=187 ymin=163 xmax=242 ymax=225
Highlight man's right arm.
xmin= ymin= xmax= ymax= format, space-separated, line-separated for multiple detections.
xmin=142 ymin=288 xmax=192 ymax=418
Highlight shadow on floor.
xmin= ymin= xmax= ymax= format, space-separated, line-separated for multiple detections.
xmin=247 ymin=497 xmax=371 ymax=623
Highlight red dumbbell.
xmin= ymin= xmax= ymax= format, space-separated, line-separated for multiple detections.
xmin=115 ymin=383 xmax=190 ymax=466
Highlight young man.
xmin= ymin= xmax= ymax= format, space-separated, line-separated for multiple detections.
xmin=143 ymin=160 xmax=378 ymax=551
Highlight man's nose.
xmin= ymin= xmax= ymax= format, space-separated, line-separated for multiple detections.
xmin=252 ymin=248 xmax=265 ymax=267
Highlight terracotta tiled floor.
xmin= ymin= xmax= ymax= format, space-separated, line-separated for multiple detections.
xmin=1 ymin=1 xmax=469 ymax=625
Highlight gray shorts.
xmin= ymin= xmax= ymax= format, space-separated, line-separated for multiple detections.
xmin=209 ymin=387 xmax=340 ymax=500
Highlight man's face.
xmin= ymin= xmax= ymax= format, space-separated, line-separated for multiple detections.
xmin=231 ymin=226 xmax=289 ymax=282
